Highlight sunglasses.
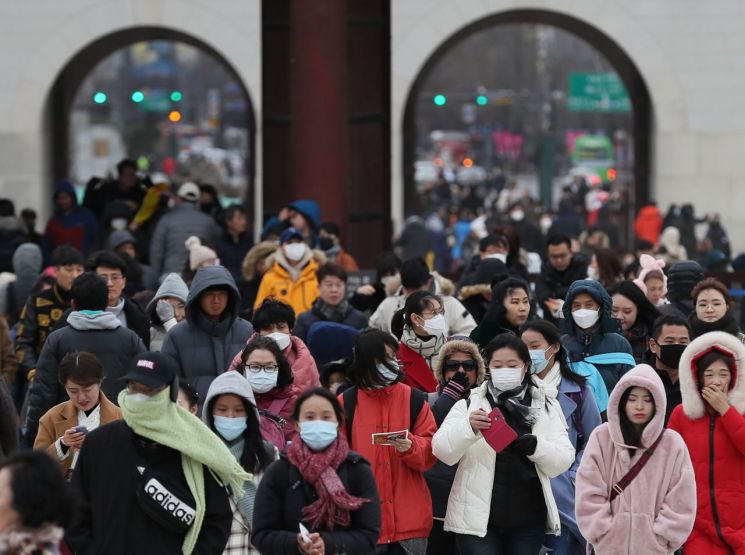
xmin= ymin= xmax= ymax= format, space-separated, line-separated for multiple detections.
xmin=444 ymin=359 xmax=477 ymax=372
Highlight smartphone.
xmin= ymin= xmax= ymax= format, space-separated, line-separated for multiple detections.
xmin=298 ymin=523 xmax=311 ymax=543
xmin=73 ymin=426 xmax=88 ymax=435
xmin=481 ymin=407 xmax=517 ymax=454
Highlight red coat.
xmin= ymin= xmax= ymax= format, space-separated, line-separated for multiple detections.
xmin=338 ymin=382 xmax=438 ymax=544
xmin=398 ymin=344 xmax=438 ymax=393
xmin=255 ymin=384 xmax=299 ymax=441
xmin=668 ymin=331 xmax=745 ymax=554
xmin=635 ymin=205 xmax=663 ymax=245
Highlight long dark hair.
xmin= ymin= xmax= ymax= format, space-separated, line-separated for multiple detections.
xmin=240 ymin=335 xmax=294 ymax=390
xmin=520 ymin=320 xmax=586 ymax=386
xmin=391 ymin=291 xmax=442 ymax=339
xmin=348 ymin=328 xmax=400 ymax=389
xmin=594 ymin=248 xmax=623 ymax=288
xmin=618 ymin=386 xmax=656 ymax=457
xmin=292 ymin=387 xmax=345 ymax=424
xmin=483 ymin=333 xmax=531 ymax=380
xmin=206 ymin=395 xmax=273 ymax=473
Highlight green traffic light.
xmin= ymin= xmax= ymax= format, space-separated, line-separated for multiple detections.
xmin=476 ymin=95 xmax=488 ymax=106
xmin=170 ymin=91 xmax=183 ymax=102
xmin=434 ymin=94 xmax=447 ymax=106
xmin=93 ymin=92 xmax=107 ymax=104
xmin=131 ymin=91 xmax=145 ymax=103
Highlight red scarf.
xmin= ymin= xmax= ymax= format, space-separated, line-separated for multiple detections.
xmin=287 ymin=435 xmax=369 ymax=530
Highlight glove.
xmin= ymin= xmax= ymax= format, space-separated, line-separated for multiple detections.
xmin=156 ymin=300 xmax=175 ymax=323
xmin=442 ymin=371 xmax=470 ymax=401
xmin=512 ymin=433 xmax=538 ymax=456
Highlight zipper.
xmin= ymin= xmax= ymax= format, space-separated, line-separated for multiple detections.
xmin=709 ymin=415 xmax=734 ymax=554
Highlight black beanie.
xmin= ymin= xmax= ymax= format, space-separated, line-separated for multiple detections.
xmin=667 ymin=260 xmax=705 ymax=301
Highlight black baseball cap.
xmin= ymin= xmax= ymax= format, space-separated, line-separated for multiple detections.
xmin=121 ymin=352 xmax=177 ymax=389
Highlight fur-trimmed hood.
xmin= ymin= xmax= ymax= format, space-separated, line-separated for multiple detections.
xmin=678 ymin=331 xmax=745 ymax=419
xmin=241 ymin=240 xmax=278 ymax=281
xmin=458 ymin=283 xmax=491 ymax=302
xmin=384 ymin=271 xmax=455 ymax=298
xmin=607 ymin=364 xmax=666 ymax=449
xmin=431 ymin=338 xmax=486 ymax=385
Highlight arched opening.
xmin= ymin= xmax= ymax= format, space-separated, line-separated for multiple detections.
xmin=49 ymin=27 xmax=255 ymax=206
xmin=403 ymin=9 xmax=651 ymax=249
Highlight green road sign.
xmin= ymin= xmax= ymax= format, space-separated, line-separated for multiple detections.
xmin=568 ymin=72 xmax=631 ymax=112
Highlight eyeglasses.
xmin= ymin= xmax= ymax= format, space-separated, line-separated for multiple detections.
xmin=444 ymin=359 xmax=477 ymax=372
xmin=421 ymin=309 xmax=445 ymax=317
xmin=98 ymin=273 xmax=123 ymax=284
xmin=239 ymin=363 xmax=279 ymax=374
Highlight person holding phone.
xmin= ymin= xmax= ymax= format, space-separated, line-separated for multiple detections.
xmin=34 ymin=351 xmax=121 ymax=479
xmin=252 ymin=388 xmax=381 ymax=555
xmin=432 ymin=334 xmax=574 ymax=554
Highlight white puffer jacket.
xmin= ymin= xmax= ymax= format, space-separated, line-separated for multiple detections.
xmin=432 ymin=380 xmax=575 ymax=537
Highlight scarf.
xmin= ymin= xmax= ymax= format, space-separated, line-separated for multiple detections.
xmin=690 ymin=311 xmax=741 ymax=338
xmin=314 ymin=298 xmax=349 ymax=323
xmin=0 ymin=524 xmax=64 ymax=554
xmin=287 ymin=435 xmax=369 ymax=530
xmin=324 ymin=243 xmax=342 ymax=263
xmin=401 ymin=326 xmax=445 ymax=365
xmin=119 ymin=389 xmax=251 ymax=555
xmin=486 ymin=380 xmax=539 ymax=429
xmin=535 ymin=361 xmax=562 ymax=391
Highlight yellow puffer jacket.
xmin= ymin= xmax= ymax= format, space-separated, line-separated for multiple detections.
xmin=253 ymin=257 xmax=319 ymax=316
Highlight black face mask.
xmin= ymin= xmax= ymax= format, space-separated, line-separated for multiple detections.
xmin=319 ymin=237 xmax=335 ymax=251
xmin=657 ymin=344 xmax=687 ymax=369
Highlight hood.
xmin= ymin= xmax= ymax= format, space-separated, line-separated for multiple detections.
xmin=678 ymin=331 xmax=745 ymax=419
xmin=53 ymin=181 xmax=78 ymax=208
xmin=146 ymin=273 xmax=189 ymax=313
xmin=12 ymin=243 xmax=42 ymax=278
xmin=667 ymin=260 xmax=704 ymax=302
xmin=471 ymin=258 xmax=509 ymax=287
xmin=607 ymin=364 xmax=666 ymax=449
xmin=201 ymin=371 xmax=257 ymax=425
xmin=659 ymin=226 xmax=681 ymax=250
xmin=68 ymin=311 xmax=121 ymax=331
xmin=432 ymin=338 xmax=486 ymax=385
xmin=383 ymin=271 xmax=455 ymax=298
xmin=288 ymin=199 xmax=321 ymax=229
xmin=242 ymin=241 xmax=278 ymax=281
xmin=186 ymin=265 xmax=241 ymax=324
xmin=458 ymin=283 xmax=492 ymax=302
xmin=106 ymin=230 xmax=137 ymax=252
xmin=561 ymin=279 xmax=619 ymax=335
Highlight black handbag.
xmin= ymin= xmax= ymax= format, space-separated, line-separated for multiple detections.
xmin=134 ymin=463 xmax=197 ymax=533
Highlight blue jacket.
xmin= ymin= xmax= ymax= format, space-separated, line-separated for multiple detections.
xmin=550 ymin=377 xmax=602 ymax=544
xmin=561 ymin=280 xmax=635 ymax=393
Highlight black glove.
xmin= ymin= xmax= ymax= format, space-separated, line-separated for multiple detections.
xmin=442 ymin=371 xmax=470 ymax=400
xmin=512 ymin=433 xmax=538 ymax=456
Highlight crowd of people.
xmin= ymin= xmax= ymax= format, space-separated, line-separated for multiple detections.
xmin=0 ymin=161 xmax=744 ymax=554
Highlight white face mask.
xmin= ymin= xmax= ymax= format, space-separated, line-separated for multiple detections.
xmin=540 ymin=217 xmax=552 ymax=234
xmin=572 ymin=308 xmax=600 ymax=329
xmin=110 ymin=217 xmax=128 ymax=231
xmin=381 ymin=274 xmax=399 ymax=288
xmin=246 ymin=370 xmax=279 ymax=394
xmin=127 ymin=392 xmax=152 ymax=403
xmin=267 ymin=331 xmax=291 ymax=351
xmin=420 ymin=314 xmax=446 ymax=334
xmin=485 ymin=253 xmax=507 ymax=263
xmin=587 ymin=266 xmax=599 ymax=281
xmin=490 ymin=367 xmax=524 ymax=391
xmin=510 ymin=210 xmax=525 ymax=222
xmin=284 ymin=243 xmax=306 ymax=262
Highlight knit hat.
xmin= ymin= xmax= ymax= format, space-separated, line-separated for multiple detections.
xmin=634 ymin=254 xmax=667 ymax=297
xmin=432 ymin=337 xmax=486 ymax=385
xmin=185 ymin=236 xmax=217 ymax=270
xmin=667 ymin=260 xmax=705 ymax=302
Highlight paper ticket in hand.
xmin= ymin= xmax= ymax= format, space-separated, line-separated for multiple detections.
xmin=371 ymin=429 xmax=409 ymax=445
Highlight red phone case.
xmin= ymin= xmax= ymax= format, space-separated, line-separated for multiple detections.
xmin=481 ymin=407 xmax=518 ymax=453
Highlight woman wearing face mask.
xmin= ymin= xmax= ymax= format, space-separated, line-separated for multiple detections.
xmin=238 ymin=336 xmax=299 ymax=444
xmin=391 ymin=292 xmax=447 ymax=393
xmin=146 ymin=273 xmax=188 ymax=351
xmin=521 ymin=320 xmax=602 ymax=555
xmin=339 ymin=329 xmax=438 ymax=555
xmin=611 ymin=280 xmax=661 ymax=363
xmin=349 ymin=251 xmax=402 ymax=314
xmin=576 ymin=365 xmax=696 ymax=554
xmin=203 ymin=371 xmax=277 ymax=554
xmin=668 ymin=332 xmax=745 ymax=553
xmin=252 ymin=388 xmax=381 ymax=555
xmin=425 ymin=337 xmax=485 ymax=555
xmin=690 ymin=277 xmax=745 ymax=342
xmin=432 ymin=334 xmax=574 ymax=554
xmin=470 ymin=277 xmax=534 ymax=349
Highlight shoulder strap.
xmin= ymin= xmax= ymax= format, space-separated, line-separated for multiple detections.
xmin=343 ymin=387 xmax=358 ymax=446
xmin=609 ymin=431 xmax=665 ymax=501
xmin=409 ymin=388 xmax=427 ymax=431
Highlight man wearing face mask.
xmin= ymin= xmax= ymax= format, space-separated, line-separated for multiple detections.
xmin=67 ymin=351 xmax=241 ymax=555
xmin=649 ymin=314 xmax=692 ymax=423
xmin=318 ymin=222 xmax=359 ymax=272
xmin=254 ymin=228 xmax=320 ymax=316
xmin=535 ymin=234 xmax=589 ymax=325
xmin=561 ymin=279 xmax=635 ymax=395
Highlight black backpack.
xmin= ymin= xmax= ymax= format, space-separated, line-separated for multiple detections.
xmin=342 ymin=386 xmax=427 ymax=447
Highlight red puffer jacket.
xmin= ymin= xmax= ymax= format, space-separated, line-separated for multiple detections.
xmin=398 ymin=343 xmax=438 ymax=393
xmin=339 ymin=382 xmax=438 ymax=544
xmin=668 ymin=331 xmax=745 ymax=554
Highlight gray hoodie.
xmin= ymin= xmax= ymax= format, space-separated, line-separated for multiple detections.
xmin=146 ymin=273 xmax=189 ymax=351
xmin=5 ymin=243 xmax=42 ymax=321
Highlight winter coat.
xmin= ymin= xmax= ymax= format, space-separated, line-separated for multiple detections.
xmin=635 ymin=205 xmax=664 ymax=246
xmin=23 ymin=311 xmax=146 ymax=445
xmin=145 ymin=273 xmax=188 ymax=351
xmin=0 ymin=379 xmax=17 ymax=462
xmin=228 ymin=333 xmax=320 ymax=394
xmin=398 ymin=343 xmax=438 ymax=393
xmin=293 ymin=301 xmax=368 ymax=343
xmin=255 ymin=385 xmax=300 ymax=442
xmin=338 ymin=382 xmax=438 ymax=544
xmin=253 ymin=250 xmax=320 ymax=316
xmin=149 ymin=203 xmax=221 ymax=277
xmin=668 ymin=331 xmax=745 ymax=554
xmin=34 ymin=392 xmax=121 ymax=478
xmin=240 ymin=241 xmax=278 ymax=320
xmin=534 ymin=254 xmax=589 ymax=325
xmin=348 ymin=282 xmax=387 ymax=314
xmin=369 ymin=273 xmax=476 ymax=337
xmin=326 ymin=247 xmax=359 ymax=272
xmin=432 ymin=380 xmax=574 ymax=537
xmin=576 ymin=365 xmax=696 ymax=554
xmin=161 ymin=266 xmax=254 ymax=404
xmin=5 ymin=243 xmax=42 ymax=325
xmin=561 ymin=280 xmax=635 ymax=393
xmin=42 ymin=181 xmax=99 ymax=261
xmin=252 ymin=452 xmax=381 ymax=555
xmin=458 ymin=283 xmax=491 ymax=324
xmin=67 ymin=420 xmax=232 ymax=555
xmin=0 ymin=317 xmax=16 ymax=387
xmin=106 ymin=230 xmax=158 ymax=291
xmin=217 ymin=230 xmax=254 ymax=284
xmin=548 ymin=199 xmax=584 ymax=239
